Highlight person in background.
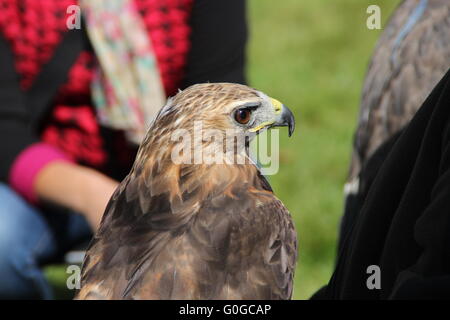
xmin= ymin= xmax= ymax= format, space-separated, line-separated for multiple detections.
xmin=0 ymin=0 xmax=247 ymax=299
xmin=341 ymin=0 xmax=450 ymax=253
xmin=313 ymin=0 xmax=450 ymax=299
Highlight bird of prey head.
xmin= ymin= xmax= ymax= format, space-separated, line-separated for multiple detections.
xmin=137 ymin=83 xmax=295 ymax=167
xmin=76 ymin=83 xmax=298 ymax=300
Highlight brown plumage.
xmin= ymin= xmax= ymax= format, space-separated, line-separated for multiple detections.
xmin=76 ymin=83 xmax=297 ymax=300
xmin=348 ymin=0 xmax=450 ymax=186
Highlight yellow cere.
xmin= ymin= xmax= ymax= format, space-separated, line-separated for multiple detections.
xmin=248 ymin=121 xmax=275 ymax=132
xmin=248 ymin=98 xmax=283 ymax=132
xmin=270 ymin=98 xmax=283 ymax=114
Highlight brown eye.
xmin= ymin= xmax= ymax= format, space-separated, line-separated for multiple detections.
xmin=234 ymin=108 xmax=252 ymax=124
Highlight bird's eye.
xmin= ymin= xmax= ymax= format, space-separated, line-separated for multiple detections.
xmin=234 ymin=108 xmax=252 ymax=124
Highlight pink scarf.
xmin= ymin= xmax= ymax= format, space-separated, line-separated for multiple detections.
xmin=80 ymin=0 xmax=166 ymax=144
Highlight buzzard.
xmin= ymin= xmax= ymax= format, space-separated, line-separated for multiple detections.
xmin=76 ymin=83 xmax=297 ymax=300
xmin=347 ymin=0 xmax=450 ymax=186
xmin=340 ymin=0 xmax=450 ymax=252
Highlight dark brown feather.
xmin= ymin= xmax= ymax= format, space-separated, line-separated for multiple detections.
xmin=76 ymin=164 xmax=297 ymax=299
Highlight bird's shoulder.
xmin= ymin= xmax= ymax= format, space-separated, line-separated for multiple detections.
xmin=77 ymin=164 xmax=297 ymax=299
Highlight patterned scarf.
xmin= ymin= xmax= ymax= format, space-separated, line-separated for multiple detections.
xmin=80 ymin=0 xmax=166 ymax=144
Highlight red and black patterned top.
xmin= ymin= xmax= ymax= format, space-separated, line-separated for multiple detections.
xmin=0 ymin=0 xmax=247 ymax=201
xmin=0 ymin=0 xmax=193 ymax=168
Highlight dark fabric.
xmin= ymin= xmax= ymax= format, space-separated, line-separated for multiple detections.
xmin=0 ymin=29 xmax=85 ymax=181
xmin=182 ymin=0 xmax=247 ymax=87
xmin=339 ymin=129 xmax=403 ymax=254
xmin=314 ymin=68 xmax=450 ymax=299
xmin=0 ymin=34 xmax=36 ymax=182
xmin=27 ymin=28 xmax=88 ymax=131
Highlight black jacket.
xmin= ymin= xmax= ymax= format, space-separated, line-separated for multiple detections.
xmin=314 ymin=69 xmax=450 ymax=299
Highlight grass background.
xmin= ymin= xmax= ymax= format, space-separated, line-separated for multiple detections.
xmin=45 ymin=0 xmax=401 ymax=300
xmin=246 ymin=0 xmax=400 ymax=299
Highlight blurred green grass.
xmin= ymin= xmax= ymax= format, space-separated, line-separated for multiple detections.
xmin=247 ymin=0 xmax=400 ymax=299
xmin=45 ymin=0 xmax=400 ymax=300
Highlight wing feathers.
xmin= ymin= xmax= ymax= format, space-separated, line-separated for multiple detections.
xmin=77 ymin=164 xmax=297 ymax=300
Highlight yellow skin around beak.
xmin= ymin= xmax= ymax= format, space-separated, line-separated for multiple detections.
xmin=270 ymin=98 xmax=283 ymax=115
xmin=248 ymin=97 xmax=283 ymax=133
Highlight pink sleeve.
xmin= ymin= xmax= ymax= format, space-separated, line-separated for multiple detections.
xmin=9 ymin=142 xmax=74 ymax=203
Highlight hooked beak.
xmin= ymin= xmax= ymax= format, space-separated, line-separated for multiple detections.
xmin=276 ymin=104 xmax=295 ymax=137
xmin=248 ymin=98 xmax=296 ymax=137
xmin=270 ymin=98 xmax=295 ymax=137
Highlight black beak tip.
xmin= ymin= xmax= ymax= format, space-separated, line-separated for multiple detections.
xmin=288 ymin=123 xmax=294 ymax=137
xmin=283 ymin=105 xmax=295 ymax=137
